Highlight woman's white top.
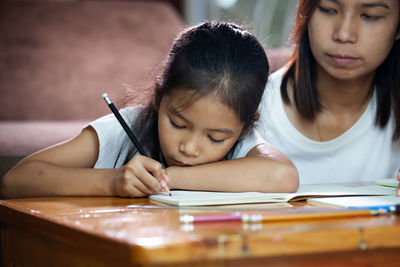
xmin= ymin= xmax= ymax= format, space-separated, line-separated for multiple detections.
xmin=89 ymin=107 xmax=265 ymax=168
xmin=258 ymin=68 xmax=400 ymax=184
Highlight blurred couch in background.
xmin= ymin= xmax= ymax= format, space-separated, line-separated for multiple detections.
xmin=0 ymin=0 xmax=184 ymax=177
xmin=0 ymin=0 xmax=291 ymax=179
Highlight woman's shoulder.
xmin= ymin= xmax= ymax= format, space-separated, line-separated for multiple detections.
xmin=261 ymin=67 xmax=287 ymax=106
xmin=267 ymin=67 xmax=287 ymax=88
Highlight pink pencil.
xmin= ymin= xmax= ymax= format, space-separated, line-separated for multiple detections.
xmin=180 ymin=214 xmax=242 ymax=223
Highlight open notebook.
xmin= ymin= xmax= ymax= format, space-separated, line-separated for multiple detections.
xmin=375 ymin=178 xmax=399 ymax=188
xmin=149 ymin=184 xmax=396 ymax=206
xmin=307 ymin=195 xmax=400 ymax=208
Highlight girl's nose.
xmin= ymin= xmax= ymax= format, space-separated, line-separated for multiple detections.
xmin=333 ymin=15 xmax=357 ymax=44
xmin=179 ymin=138 xmax=200 ymax=157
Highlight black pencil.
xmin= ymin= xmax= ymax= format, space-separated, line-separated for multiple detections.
xmin=102 ymin=93 xmax=147 ymax=156
xmin=102 ymin=93 xmax=171 ymax=196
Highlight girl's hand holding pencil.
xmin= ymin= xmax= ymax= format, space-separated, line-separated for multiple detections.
xmin=103 ymin=93 xmax=171 ymax=197
xmin=114 ymin=155 xmax=170 ymax=197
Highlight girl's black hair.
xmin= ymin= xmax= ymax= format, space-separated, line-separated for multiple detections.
xmin=125 ymin=21 xmax=269 ymax=163
xmin=281 ymin=0 xmax=400 ymax=139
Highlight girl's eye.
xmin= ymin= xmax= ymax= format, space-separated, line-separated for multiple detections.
xmin=361 ymin=14 xmax=381 ymax=21
xmin=169 ymin=119 xmax=185 ymax=129
xmin=318 ymin=6 xmax=336 ymax=14
xmin=208 ymin=135 xmax=225 ymax=144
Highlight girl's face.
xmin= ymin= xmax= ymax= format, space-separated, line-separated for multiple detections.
xmin=308 ymin=0 xmax=400 ymax=81
xmin=158 ymin=91 xmax=244 ymax=167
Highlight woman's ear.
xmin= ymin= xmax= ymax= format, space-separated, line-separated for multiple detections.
xmin=238 ymin=113 xmax=260 ymax=140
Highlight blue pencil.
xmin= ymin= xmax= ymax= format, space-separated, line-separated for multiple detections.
xmin=348 ymin=204 xmax=400 ymax=213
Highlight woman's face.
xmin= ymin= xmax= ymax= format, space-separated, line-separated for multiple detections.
xmin=157 ymin=91 xmax=244 ymax=167
xmin=308 ymin=0 xmax=400 ymax=81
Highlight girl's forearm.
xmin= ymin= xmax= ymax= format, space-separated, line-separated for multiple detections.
xmin=1 ymin=160 xmax=118 ymax=198
xmin=166 ymin=157 xmax=299 ymax=193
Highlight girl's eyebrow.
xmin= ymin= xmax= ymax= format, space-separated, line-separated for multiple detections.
xmin=206 ymin=128 xmax=234 ymax=135
xmin=168 ymin=107 xmax=234 ymax=135
xmin=169 ymin=107 xmax=189 ymax=123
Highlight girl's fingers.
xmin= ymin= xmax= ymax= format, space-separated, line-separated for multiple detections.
xmin=133 ymin=167 xmax=162 ymax=192
xmin=132 ymin=178 xmax=155 ymax=195
xmin=129 ymin=187 xmax=148 ymax=198
xmin=160 ymin=170 xmax=171 ymax=194
xmin=138 ymin=157 xmax=171 ymax=191
xmin=121 ymin=169 xmax=154 ymax=196
xmin=397 ymin=169 xmax=400 ymax=197
xmin=159 ymin=170 xmax=171 ymax=195
xmin=133 ymin=162 xmax=164 ymax=192
xmin=125 ymin=155 xmax=166 ymax=193
xmin=161 ymin=170 xmax=170 ymax=182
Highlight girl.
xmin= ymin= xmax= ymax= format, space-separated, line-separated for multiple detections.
xmin=257 ymin=0 xmax=400 ymax=191
xmin=1 ymin=21 xmax=299 ymax=199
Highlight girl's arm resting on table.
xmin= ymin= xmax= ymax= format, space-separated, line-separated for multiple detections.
xmin=166 ymin=143 xmax=299 ymax=193
xmin=1 ymin=127 xmax=164 ymax=198
xmin=1 ymin=161 xmax=121 ymax=198
xmin=1 ymin=127 xmax=115 ymax=198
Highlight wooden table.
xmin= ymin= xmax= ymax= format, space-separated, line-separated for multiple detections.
xmin=1 ymin=196 xmax=400 ymax=267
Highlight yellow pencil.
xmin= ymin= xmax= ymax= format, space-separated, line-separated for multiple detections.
xmin=241 ymin=209 xmax=386 ymax=223
xmin=180 ymin=208 xmax=388 ymax=223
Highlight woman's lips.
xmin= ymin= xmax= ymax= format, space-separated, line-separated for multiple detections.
xmin=327 ymin=54 xmax=358 ymax=67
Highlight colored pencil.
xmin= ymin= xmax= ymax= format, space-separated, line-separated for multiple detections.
xmin=179 ymin=208 xmax=388 ymax=223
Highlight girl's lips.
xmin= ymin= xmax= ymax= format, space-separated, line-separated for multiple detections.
xmin=327 ymin=54 xmax=358 ymax=67
xmin=171 ymin=159 xmax=192 ymax=167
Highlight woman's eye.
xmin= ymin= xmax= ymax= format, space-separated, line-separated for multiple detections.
xmin=318 ymin=6 xmax=336 ymax=14
xmin=169 ymin=119 xmax=185 ymax=129
xmin=361 ymin=14 xmax=381 ymax=21
xmin=208 ymin=136 xmax=225 ymax=144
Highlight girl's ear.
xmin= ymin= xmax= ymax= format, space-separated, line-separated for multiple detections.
xmin=153 ymin=100 xmax=160 ymax=112
xmin=238 ymin=113 xmax=260 ymax=140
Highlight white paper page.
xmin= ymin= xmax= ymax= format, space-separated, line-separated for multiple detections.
xmin=297 ymin=184 xmax=396 ymax=195
xmin=149 ymin=191 xmax=290 ymax=206
xmin=375 ymin=178 xmax=399 ymax=188
xmin=307 ymin=195 xmax=400 ymax=208
xmin=149 ymin=184 xmax=396 ymax=206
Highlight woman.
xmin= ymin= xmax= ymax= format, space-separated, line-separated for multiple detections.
xmin=257 ymin=0 xmax=400 ymax=193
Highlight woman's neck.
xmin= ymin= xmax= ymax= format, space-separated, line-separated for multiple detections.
xmin=315 ymin=65 xmax=374 ymax=114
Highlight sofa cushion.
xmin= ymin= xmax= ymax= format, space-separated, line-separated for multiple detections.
xmin=0 ymin=0 xmax=183 ymax=120
xmin=0 ymin=121 xmax=88 ymax=157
